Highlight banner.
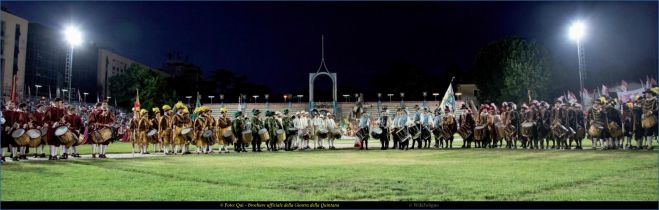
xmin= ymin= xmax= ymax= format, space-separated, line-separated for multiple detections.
xmin=440 ymin=83 xmax=456 ymax=114
xmin=617 ymin=87 xmax=645 ymax=103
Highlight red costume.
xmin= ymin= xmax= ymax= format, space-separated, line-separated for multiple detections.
xmin=45 ymin=106 xmax=66 ymax=146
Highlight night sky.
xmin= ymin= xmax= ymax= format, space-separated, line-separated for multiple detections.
xmin=3 ymin=1 xmax=657 ymax=98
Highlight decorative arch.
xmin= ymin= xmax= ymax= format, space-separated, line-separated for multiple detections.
xmin=308 ymin=35 xmax=338 ymax=114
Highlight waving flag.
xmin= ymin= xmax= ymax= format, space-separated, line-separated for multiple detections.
xmin=440 ymin=83 xmax=456 ymax=114
xmin=191 ymin=92 xmax=202 ymax=121
xmin=582 ymin=88 xmax=592 ymax=109
xmin=48 ymin=86 xmax=52 ymax=100
xmin=620 ymin=80 xmax=629 ymax=92
xmin=601 ymin=85 xmax=609 ymax=97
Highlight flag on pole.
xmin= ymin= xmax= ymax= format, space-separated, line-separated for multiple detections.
xmin=620 ymin=80 xmax=629 ymax=92
xmin=114 ymin=98 xmax=117 ymax=108
xmin=582 ymin=88 xmax=592 ymax=108
xmin=601 ymin=85 xmax=609 ymax=97
xmin=567 ymin=91 xmax=577 ymax=104
xmin=27 ymin=85 xmax=31 ymax=101
xmin=191 ymin=92 xmax=202 ymax=121
xmin=133 ymin=89 xmax=140 ymax=111
xmin=10 ymin=74 xmax=17 ymax=104
xmin=439 ymin=83 xmax=456 ymax=114
xmin=56 ymin=87 xmax=61 ymax=98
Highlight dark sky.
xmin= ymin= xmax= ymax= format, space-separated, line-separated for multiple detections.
xmin=4 ymin=1 xmax=657 ymax=97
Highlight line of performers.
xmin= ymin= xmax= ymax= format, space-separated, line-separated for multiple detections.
xmin=124 ymin=101 xmax=343 ymax=154
xmin=1 ymin=98 xmax=117 ymax=162
xmin=353 ymin=87 xmax=658 ymax=151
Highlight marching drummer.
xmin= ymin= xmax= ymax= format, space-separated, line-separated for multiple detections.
xmin=13 ymin=103 xmax=30 ymax=161
xmin=282 ymin=109 xmax=294 ymax=151
xmin=587 ymin=97 xmax=608 ymax=150
xmin=45 ymin=98 xmax=67 ymax=160
xmin=251 ymin=109 xmax=264 ymax=152
xmin=29 ymin=104 xmax=48 ymax=158
xmin=376 ymin=109 xmax=391 ymax=150
xmin=231 ymin=111 xmax=247 ymax=153
xmin=265 ymin=111 xmax=282 ymax=152
xmin=312 ymin=110 xmax=326 ymax=150
xmin=293 ymin=111 xmax=304 ymax=150
xmin=216 ymin=107 xmax=232 ymax=153
xmin=160 ymin=105 xmax=174 ymax=154
xmin=137 ymin=109 xmax=152 ymax=154
xmin=358 ymin=108 xmax=370 ymax=150
xmin=325 ymin=112 xmax=338 ymax=150
xmin=150 ymin=108 xmax=163 ymax=154
xmin=172 ymin=102 xmax=191 ymax=155
xmin=63 ymin=106 xmax=83 ymax=158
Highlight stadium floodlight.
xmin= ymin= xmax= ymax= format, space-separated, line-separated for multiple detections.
xmin=568 ymin=20 xmax=587 ymax=110
xmin=568 ymin=21 xmax=586 ymax=42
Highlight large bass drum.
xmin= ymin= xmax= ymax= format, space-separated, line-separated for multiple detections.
xmin=181 ymin=127 xmax=194 ymax=141
xmin=55 ymin=126 xmax=81 ymax=147
xmin=12 ymin=128 xmax=29 ymax=146
xmin=93 ymin=127 xmax=114 ymax=144
xmin=370 ymin=127 xmax=383 ymax=139
xmin=642 ymin=114 xmax=657 ymax=129
xmin=521 ymin=122 xmax=535 ymax=138
xmin=241 ymin=130 xmax=253 ymax=144
xmin=27 ymin=129 xmax=42 ymax=147
xmin=258 ymin=128 xmax=270 ymax=141
xmin=607 ymin=121 xmax=623 ymax=138
xmin=495 ymin=123 xmax=506 ymax=141
xmin=276 ymin=129 xmax=286 ymax=143
xmin=317 ymin=128 xmax=329 ymax=139
xmin=222 ymin=128 xmax=235 ymax=144
xmin=588 ymin=123 xmax=604 ymax=139
xmin=395 ymin=128 xmax=411 ymax=142
xmin=474 ymin=125 xmax=486 ymax=141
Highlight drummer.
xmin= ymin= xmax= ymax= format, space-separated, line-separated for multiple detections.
xmin=587 ymin=97 xmax=608 ymax=150
xmin=250 ymin=109 xmax=264 ymax=152
xmin=311 ymin=110 xmax=326 ymax=150
xmin=29 ymin=104 xmax=48 ymax=158
xmin=88 ymin=101 xmax=116 ymax=158
xmin=265 ymin=110 xmax=282 ymax=152
xmin=281 ymin=109 xmax=294 ymax=151
xmin=160 ymin=105 xmax=174 ymax=154
xmin=13 ymin=103 xmax=30 ymax=161
xmin=325 ymin=112 xmax=338 ymax=150
xmin=45 ymin=98 xmax=66 ymax=160
xmin=216 ymin=107 xmax=232 ymax=153
xmin=151 ymin=107 xmax=163 ymax=154
xmin=358 ymin=108 xmax=370 ymax=150
xmin=63 ymin=106 xmax=83 ymax=158
xmin=292 ymin=111 xmax=304 ymax=150
xmin=192 ymin=106 xmax=209 ymax=154
xmin=231 ymin=111 xmax=247 ymax=153
xmin=2 ymin=102 xmax=16 ymax=161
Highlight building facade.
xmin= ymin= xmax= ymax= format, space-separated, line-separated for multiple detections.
xmin=97 ymin=48 xmax=170 ymax=98
xmin=1 ymin=8 xmax=28 ymax=103
xmin=25 ymin=23 xmax=66 ymax=99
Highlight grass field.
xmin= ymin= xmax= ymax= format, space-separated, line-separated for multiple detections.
xmin=1 ymin=138 xmax=657 ymax=201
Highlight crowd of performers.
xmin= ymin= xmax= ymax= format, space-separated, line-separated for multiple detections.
xmin=1 ymin=86 xmax=657 ymax=163
xmin=350 ymin=86 xmax=658 ymax=151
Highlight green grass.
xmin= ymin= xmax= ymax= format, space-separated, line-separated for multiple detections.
xmin=2 ymin=144 xmax=657 ymax=201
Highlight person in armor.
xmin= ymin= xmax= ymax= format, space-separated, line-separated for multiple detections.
xmin=231 ymin=111 xmax=247 ymax=153
xmin=358 ymin=109 xmax=370 ymax=150
xmin=587 ymin=98 xmax=608 ymax=150
xmin=376 ymin=109 xmax=391 ymax=150
xmin=641 ymin=87 xmax=658 ymax=150
xmin=550 ymin=99 xmax=566 ymax=150
xmin=251 ymin=109 xmax=264 ymax=152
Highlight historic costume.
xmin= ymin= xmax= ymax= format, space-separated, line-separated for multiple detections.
xmin=441 ymin=107 xmax=457 ymax=149
xmin=231 ymin=111 xmax=247 ymax=152
xmin=172 ymin=102 xmax=192 ymax=154
xmin=358 ymin=109 xmax=370 ymax=150
xmin=587 ymin=98 xmax=608 ymax=150
xmin=251 ymin=109 xmax=264 ymax=152
xmin=88 ymin=101 xmax=116 ymax=158
xmin=63 ymin=106 xmax=83 ymax=158
xmin=216 ymin=107 xmax=232 ymax=153
xmin=640 ymin=87 xmax=658 ymax=149
xmin=28 ymin=104 xmax=48 ymax=158
xmin=282 ymin=110 xmax=295 ymax=151
xmin=458 ymin=104 xmax=475 ymax=148
xmin=45 ymin=98 xmax=67 ymax=160
xmin=160 ymin=105 xmax=174 ymax=154
xmin=325 ymin=112 xmax=338 ymax=149
xmin=150 ymin=108 xmax=163 ymax=153
xmin=264 ymin=111 xmax=282 ymax=151
xmin=376 ymin=109 xmax=391 ymax=150
xmin=311 ymin=110 xmax=326 ymax=149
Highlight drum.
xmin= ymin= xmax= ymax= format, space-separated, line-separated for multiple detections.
xmin=493 ymin=123 xmax=505 ymax=140
xmin=276 ymin=129 xmax=286 ymax=143
xmin=222 ymin=129 xmax=235 ymax=144
xmin=202 ymin=129 xmax=214 ymax=144
xmin=409 ymin=125 xmax=421 ymax=139
xmin=395 ymin=128 xmax=411 ymax=142
xmin=93 ymin=127 xmax=114 ymax=144
xmin=356 ymin=128 xmax=368 ymax=140
xmin=12 ymin=128 xmax=29 ymax=146
xmin=333 ymin=129 xmax=342 ymax=139
xmin=287 ymin=128 xmax=298 ymax=136
xmin=551 ymin=123 xmax=569 ymax=139
xmin=588 ymin=123 xmax=604 ymax=138
xmin=642 ymin=114 xmax=657 ymax=129
xmin=521 ymin=122 xmax=535 ymax=138
xmin=242 ymin=130 xmax=253 ymax=144
xmin=181 ymin=127 xmax=194 ymax=141
xmin=258 ymin=128 xmax=270 ymax=141
xmin=370 ymin=127 xmax=383 ymax=139
xmin=27 ymin=129 xmax=42 ymax=147
xmin=575 ymin=126 xmax=586 ymax=140
xmin=55 ymin=126 xmax=75 ymax=147
xmin=317 ymin=128 xmax=329 ymax=139
xmin=607 ymin=121 xmax=623 ymax=138
xmin=147 ymin=129 xmax=157 ymax=137
xmin=40 ymin=127 xmax=48 ymax=137
xmin=302 ymin=129 xmax=311 ymax=140
xmin=474 ymin=125 xmax=486 ymax=141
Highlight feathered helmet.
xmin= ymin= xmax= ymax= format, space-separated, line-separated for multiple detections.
xmin=220 ymin=107 xmax=228 ymax=113
xmin=265 ymin=110 xmax=273 ymax=117
xmin=140 ymin=109 xmax=148 ymax=115
xmin=598 ymin=96 xmax=607 ymax=105
xmin=132 ymin=107 xmax=140 ymax=112
xmin=646 ymin=86 xmax=659 ymax=96
xmin=182 ymin=108 xmax=189 ymax=114
xmin=162 ymin=105 xmax=172 ymax=111
xmin=174 ymin=101 xmax=186 ymax=109
xmin=152 ymin=107 xmax=160 ymax=113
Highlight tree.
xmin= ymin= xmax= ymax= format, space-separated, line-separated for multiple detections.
xmin=473 ymin=37 xmax=552 ymax=104
xmin=109 ymin=64 xmax=173 ymax=110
